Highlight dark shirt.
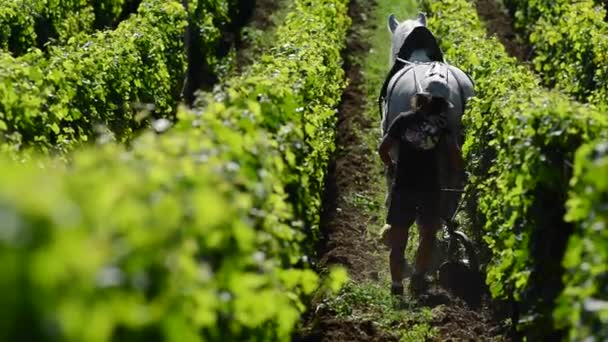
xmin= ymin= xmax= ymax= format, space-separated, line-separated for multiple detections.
xmin=387 ymin=110 xmax=447 ymax=192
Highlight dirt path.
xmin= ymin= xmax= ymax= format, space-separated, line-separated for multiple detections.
xmin=233 ymin=0 xmax=286 ymax=73
xmin=298 ymin=0 xmax=514 ymax=340
xmin=473 ymin=0 xmax=530 ymax=61
xmin=297 ymin=2 xmax=397 ymax=340
xmin=313 ymin=3 xmax=382 ymax=286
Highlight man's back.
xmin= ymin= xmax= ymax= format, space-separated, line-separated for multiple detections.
xmin=387 ymin=110 xmax=442 ymax=192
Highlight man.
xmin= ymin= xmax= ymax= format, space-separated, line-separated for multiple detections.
xmin=378 ymin=83 xmax=464 ymax=296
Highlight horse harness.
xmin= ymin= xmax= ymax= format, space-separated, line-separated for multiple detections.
xmin=377 ymin=59 xmax=469 ymax=128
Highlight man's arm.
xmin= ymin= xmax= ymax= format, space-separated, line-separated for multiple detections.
xmin=379 ymin=134 xmax=398 ymax=167
xmin=446 ymin=133 xmax=464 ymax=171
xmin=379 ymin=113 xmax=408 ymax=167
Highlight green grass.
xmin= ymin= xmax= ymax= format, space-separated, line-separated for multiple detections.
xmin=324 ymin=281 xmax=438 ymax=341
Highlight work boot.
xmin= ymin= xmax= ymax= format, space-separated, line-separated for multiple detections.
xmin=409 ymin=273 xmax=432 ymax=295
xmin=390 ymin=282 xmax=404 ymax=296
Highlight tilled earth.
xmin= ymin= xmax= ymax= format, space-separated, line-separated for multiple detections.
xmin=473 ymin=0 xmax=531 ymax=61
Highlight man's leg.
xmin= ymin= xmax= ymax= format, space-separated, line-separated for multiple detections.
xmin=388 ymin=222 xmax=412 ymax=285
xmin=410 ymin=192 xmax=442 ymax=294
xmin=414 ymin=220 xmax=441 ymax=274
xmin=386 ymin=191 xmax=416 ymax=295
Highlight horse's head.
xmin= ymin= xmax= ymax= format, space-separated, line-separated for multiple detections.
xmin=387 ymin=12 xmax=444 ymax=66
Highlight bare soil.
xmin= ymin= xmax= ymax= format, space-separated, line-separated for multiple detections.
xmin=297 ymin=0 xmax=515 ymax=340
xmin=297 ymin=2 xmax=397 ymax=340
xmin=234 ymin=0 xmax=281 ymax=71
xmin=313 ymin=9 xmax=381 ymax=285
xmin=473 ymin=0 xmax=531 ymax=61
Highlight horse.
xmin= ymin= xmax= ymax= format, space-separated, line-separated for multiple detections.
xmin=379 ymin=12 xmax=475 ymax=219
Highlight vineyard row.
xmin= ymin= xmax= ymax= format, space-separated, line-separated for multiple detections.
xmin=419 ymin=0 xmax=608 ymax=340
xmin=0 ymin=0 xmax=349 ymax=340
xmin=0 ymin=0 xmax=234 ymax=154
xmin=0 ymin=0 xmax=140 ymax=55
xmin=504 ymin=0 xmax=608 ymax=107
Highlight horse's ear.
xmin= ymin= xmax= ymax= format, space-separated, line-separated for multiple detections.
xmin=388 ymin=14 xmax=399 ymax=33
xmin=417 ymin=12 xmax=427 ymax=26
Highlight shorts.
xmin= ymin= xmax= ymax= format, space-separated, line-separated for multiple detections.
xmin=386 ymin=188 xmax=441 ymax=228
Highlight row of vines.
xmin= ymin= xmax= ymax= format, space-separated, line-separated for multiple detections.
xmin=0 ymin=0 xmax=237 ymax=154
xmin=418 ymin=0 xmax=608 ymax=340
xmin=503 ymin=0 xmax=608 ymax=107
xmin=504 ymin=1 xmax=608 ymax=338
xmin=0 ymin=0 xmax=140 ymax=55
xmin=0 ymin=0 xmax=349 ymax=341
xmin=560 ymin=140 xmax=608 ymax=340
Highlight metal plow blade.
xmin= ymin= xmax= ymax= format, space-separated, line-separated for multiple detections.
xmin=438 ymin=230 xmax=483 ymax=308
